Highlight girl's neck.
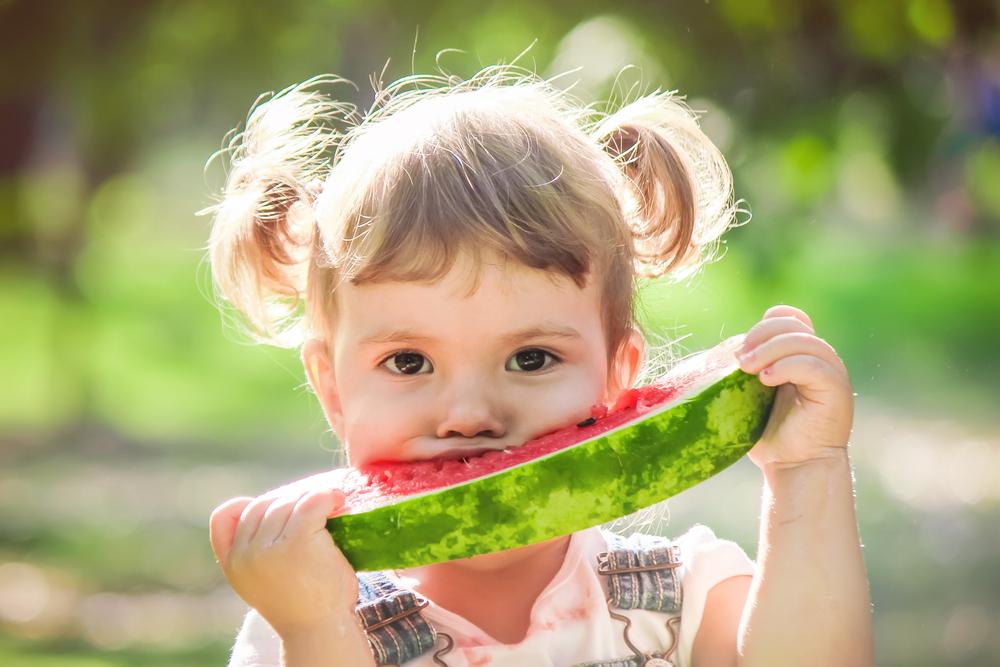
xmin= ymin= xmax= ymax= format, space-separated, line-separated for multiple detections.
xmin=398 ymin=535 xmax=572 ymax=645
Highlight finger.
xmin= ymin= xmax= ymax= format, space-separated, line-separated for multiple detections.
xmin=232 ymin=495 xmax=280 ymax=549
xmin=252 ymin=495 xmax=303 ymax=546
xmin=757 ymin=355 xmax=852 ymax=398
xmin=741 ymin=316 xmax=816 ymax=353
xmin=210 ymin=497 xmax=254 ymax=566
xmin=740 ymin=332 xmax=846 ymax=376
xmin=283 ymin=489 xmax=346 ymax=539
xmin=761 ymin=305 xmax=815 ymax=332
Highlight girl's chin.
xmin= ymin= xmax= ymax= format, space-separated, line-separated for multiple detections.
xmin=431 ymin=534 xmax=572 ymax=572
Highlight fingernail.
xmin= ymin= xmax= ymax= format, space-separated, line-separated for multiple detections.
xmin=761 ymin=368 xmax=771 ymax=377
xmin=736 ymin=346 xmax=753 ymax=362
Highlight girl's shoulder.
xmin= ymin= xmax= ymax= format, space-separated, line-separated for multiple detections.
xmin=596 ymin=524 xmax=753 ymax=571
xmin=668 ymin=524 xmax=756 ymax=589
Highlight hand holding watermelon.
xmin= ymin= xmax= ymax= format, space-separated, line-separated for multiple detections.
xmin=737 ymin=305 xmax=854 ymax=471
xmin=733 ymin=305 xmax=873 ymax=666
xmin=209 ymin=488 xmax=377 ymax=666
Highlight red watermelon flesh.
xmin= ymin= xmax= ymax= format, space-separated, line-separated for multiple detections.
xmin=316 ymin=337 xmax=741 ymax=513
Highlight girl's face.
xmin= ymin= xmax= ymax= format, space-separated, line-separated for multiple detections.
xmin=305 ymin=256 xmax=640 ymax=468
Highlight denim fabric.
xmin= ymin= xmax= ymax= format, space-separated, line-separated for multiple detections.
xmin=356 ymin=571 xmax=437 ymax=666
xmin=602 ymin=532 xmax=682 ymax=614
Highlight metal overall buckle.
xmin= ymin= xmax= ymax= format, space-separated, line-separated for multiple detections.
xmin=596 ymin=545 xmax=682 ymax=576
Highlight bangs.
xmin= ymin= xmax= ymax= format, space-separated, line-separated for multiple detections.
xmin=315 ymin=94 xmax=631 ymax=292
xmin=350 ymin=124 xmax=600 ymax=289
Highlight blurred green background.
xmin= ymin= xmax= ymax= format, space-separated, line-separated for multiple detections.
xmin=1 ymin=0 xmax=999 ymax=665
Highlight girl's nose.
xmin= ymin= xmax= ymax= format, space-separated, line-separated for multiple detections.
xmin=435 ymin=382 xmax=506 ymax=440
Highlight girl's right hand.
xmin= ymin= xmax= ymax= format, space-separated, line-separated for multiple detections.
xmin=209 ymin=487 xmax=361 ymax=640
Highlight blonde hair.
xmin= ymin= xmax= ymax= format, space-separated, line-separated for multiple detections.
xmin=206 ymin=67 xmax=735 ymax=363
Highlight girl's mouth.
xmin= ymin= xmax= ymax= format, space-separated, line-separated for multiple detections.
xmin=425 ymin=445 xmax=508 ymax=462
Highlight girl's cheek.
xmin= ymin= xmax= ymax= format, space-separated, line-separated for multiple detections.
xmin=344 ymin=419 xmax=396 ymax=466
xmin=525 ymin=369 xmax=606 ymax=434
xmin=341 ymin=393 xmax=424 ymax=466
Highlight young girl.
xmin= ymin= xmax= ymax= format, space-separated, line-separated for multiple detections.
xmin=205 ymin=68 xmax=874 ymax=667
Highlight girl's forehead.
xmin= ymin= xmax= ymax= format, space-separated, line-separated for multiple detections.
xmin=336 ymin=258 xmax=602 ymax=332
xmin=359 ymin=253 xmax=595 ymax=299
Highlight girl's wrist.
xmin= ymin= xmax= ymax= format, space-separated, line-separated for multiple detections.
xmin=760 ymin=448 xmax=853 ymax=495
xmin=278 ymin=610 xmax=375 ymax=667
xmin=275 ymin=608 xmax=362 ymax=641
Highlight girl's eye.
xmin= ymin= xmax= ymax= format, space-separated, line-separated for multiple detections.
xmin=506 ymin=348 xmax=556 ymax=373
xmin=384 ymin=352 xmax=433 ymax=375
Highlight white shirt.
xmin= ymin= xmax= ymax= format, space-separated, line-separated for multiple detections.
xmin=230 ymin=525 xmax=754 ymax=667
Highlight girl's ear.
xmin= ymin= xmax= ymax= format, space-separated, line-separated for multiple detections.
xmin=302 ymin=339 xmax=344 ymax=436
xmin=608 ymin=328 xmax=645 ymax=400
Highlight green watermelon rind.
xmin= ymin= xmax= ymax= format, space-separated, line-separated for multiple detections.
xmin=327 ymin=367 xmax=775 ymax=571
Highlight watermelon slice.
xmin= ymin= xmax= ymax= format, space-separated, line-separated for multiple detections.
xmin=313 ymin=336 xmax=774 ymax=571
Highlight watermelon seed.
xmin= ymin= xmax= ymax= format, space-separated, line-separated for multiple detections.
xmin=577 ymin=417 xmax=597 ymax=427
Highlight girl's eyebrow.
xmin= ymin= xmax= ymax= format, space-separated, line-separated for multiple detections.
xmin=497 ymin=325 xmax=583 ymax=346
xmin=356 ymin=329 xmax=436 ymax=348
xmin=356 ymin=325 xmax=582 ymax=348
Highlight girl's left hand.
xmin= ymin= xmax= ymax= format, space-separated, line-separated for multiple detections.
xmin=737 ymin=305 xmax=854 ymax=470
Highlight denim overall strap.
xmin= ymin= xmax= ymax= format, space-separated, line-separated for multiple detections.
xmin=572 ymin=533 xmax=684 ymax=667
xmin=356 ymin=571 xmax=438 ymax=666
xmin=600 ymin=532 xmax=682 ymax=613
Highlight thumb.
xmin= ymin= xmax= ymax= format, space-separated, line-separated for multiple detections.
xmin=209 ymin=496 xmax=254 ymax=565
